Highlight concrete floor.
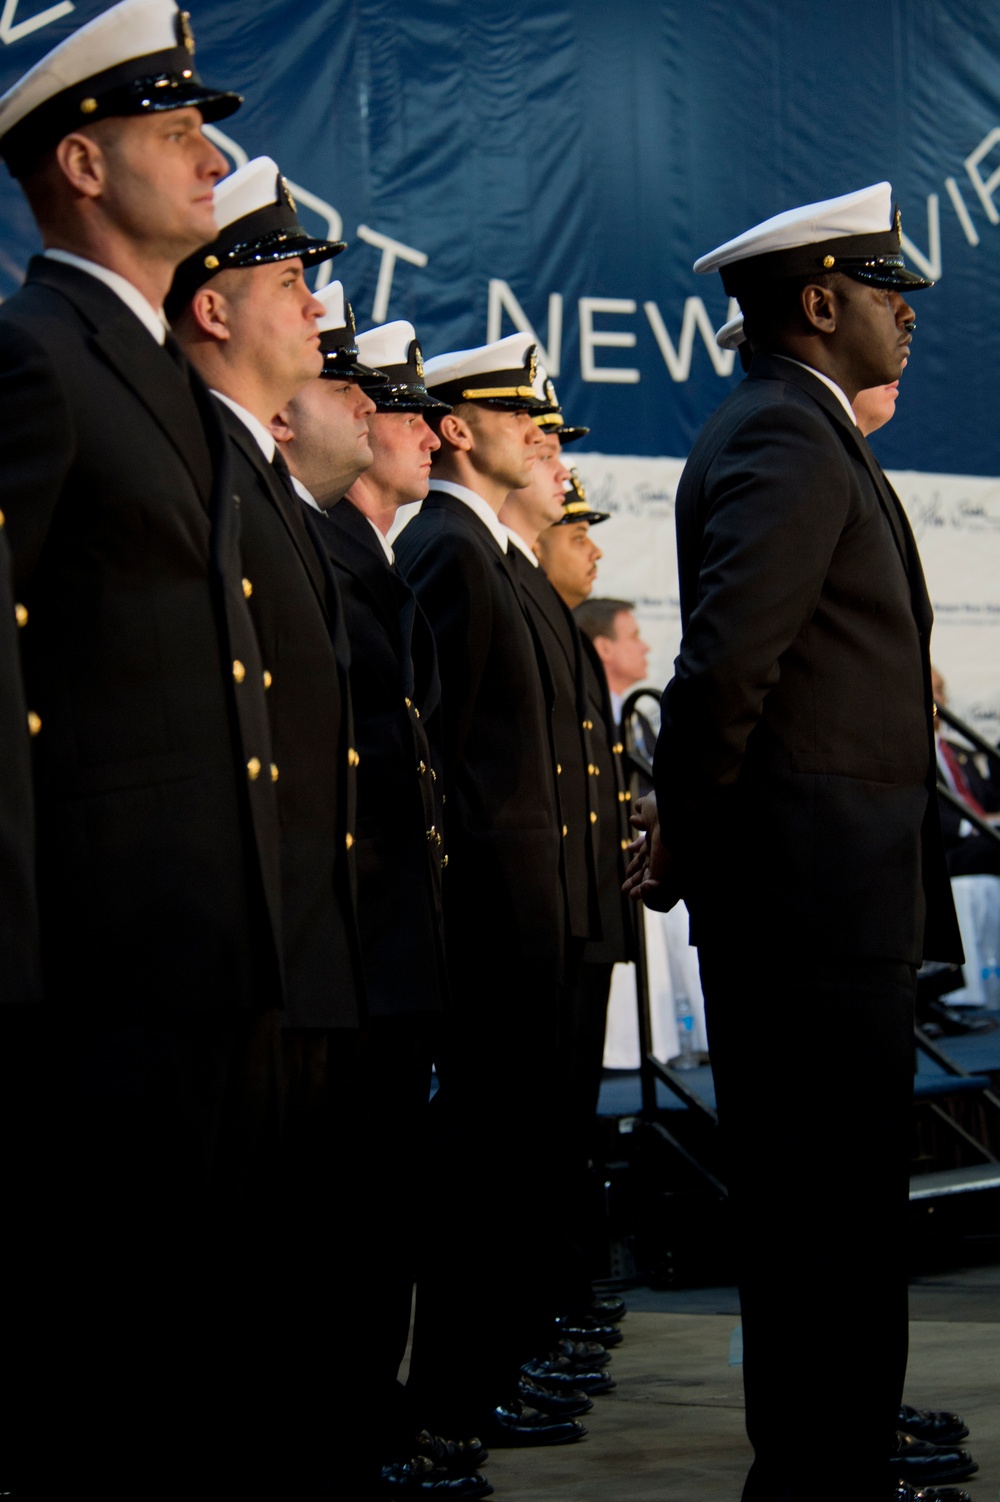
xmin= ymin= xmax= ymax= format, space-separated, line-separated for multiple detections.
xmin=482 ymin=1261 xmax=1000 ymax=1501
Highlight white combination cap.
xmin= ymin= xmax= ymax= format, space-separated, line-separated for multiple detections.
xmin=308 ymin=281 xmax=385 ymax=382
xmin=695 ymin=182 xmax=932 ymax=295
xmin=356 ymin=321 xmax=451 ymax=411
xmin=531 ymin=361 xmax=588 ymax=443
xmin=166 ymin=155 xmax=344 ymax=318
xmin=423 ymin=332 xmax=550 ymax=410
xmin=0 ymin=0 xmax=241 ymax=176
xmin=715 ymin=314 xmax=747 ymax=352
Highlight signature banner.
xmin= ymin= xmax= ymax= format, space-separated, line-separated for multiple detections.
xmin=3 ymin=1 xmax=1000 ymax=717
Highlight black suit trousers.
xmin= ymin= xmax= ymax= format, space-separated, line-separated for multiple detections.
xmin=698 ymin=949 xmax=915 ymax=1502
xmin=408 ymin=1002 xmax=563 ymax=1430
xmin=5 ymin=1010 xmax=285 ymax=1500
xmin=278 ymin=1020 xmax=435 ymax=1489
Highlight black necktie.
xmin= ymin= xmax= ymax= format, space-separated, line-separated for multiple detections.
xmin=270 ymin=445 xmax=301 ymax=505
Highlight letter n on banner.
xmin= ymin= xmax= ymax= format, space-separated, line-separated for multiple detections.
xmin=487 ymin=279 xmax=563 ymax=376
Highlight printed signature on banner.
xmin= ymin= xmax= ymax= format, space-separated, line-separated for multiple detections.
xmin=901 ymin=486 xmax=1000 ymax=540
xmin=575 ymin=473 xmax=677 ymax=521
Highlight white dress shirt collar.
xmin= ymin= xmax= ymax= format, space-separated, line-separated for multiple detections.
xmin=776 ymin=355 xmax=857 ymax=426
xmin=505 ymin=527 xmax=539 ymax=567
xmin=431 ymin=479 xmax=509 ymax=553
xmin=292 ymin=474 xmax=323 ymax=512
xmin=43 ymin=249 xmax=167 ymax=346
xmin=212 ymin=392 xmax=276 ymax=462
xmin=365 ymin=514 xmax=395 ymax=564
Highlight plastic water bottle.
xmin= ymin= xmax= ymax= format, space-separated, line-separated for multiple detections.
xmin=981 ymin=953 xmax=1000 ymax=1010
xmin=673 ymin=991 xmax=698 ymax=1070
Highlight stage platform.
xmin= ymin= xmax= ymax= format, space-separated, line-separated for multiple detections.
xmin=597 ymin=1023 xmax=1000 ymax=1118
xmin=480 ymin=1259 xmax=1000 ymax=1501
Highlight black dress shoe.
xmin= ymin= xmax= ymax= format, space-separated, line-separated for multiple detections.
xmin=554 ymin=1313 xmax=623 ymax=1347
xmin=520 ymin=1356 xmax=615 ymax=1394
xmin=517 ymin=1374 xmax=593 ymax=1417
xmin=588 ymin=1293 xmax=627 ymax=1322
xmin=891 ymin=1432 xmax=978 ymax=1485
xmin=376 ymin=1457 xmax=493 ymax=1497
xmin=551 ymin=1336 xmax=611 ymax=1366
xmin=412 ymin=1431 xmax=489 ymax=1476
xmin=894 ymin=1483 xmax=972 ymax=1502
xmin=899 ymin=1404 xmax=970 ymax=1445
xmin=479 ymin=1400 xmax=586 ymax=1447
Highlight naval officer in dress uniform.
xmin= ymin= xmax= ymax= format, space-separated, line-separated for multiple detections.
xmin=499 ymin=370 xmax=601 ymax=1015
xmin=168 ymin=163 xmax=379 ymax=1496
xmin=626 ymin=183 xmax=963 ymax=1502
xmin=280 ymin=311 xmax=474 ymax=1487
xmin=0 ymin=2 xmax=284 ymax=1494
xmin=534 ymin=472 xmax=638 ymax=1327
xmin=395 ymin=335 xmax=585 ymax=1447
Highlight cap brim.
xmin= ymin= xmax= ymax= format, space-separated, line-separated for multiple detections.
xmin=846 ymin=264 xmax=933 ymax=291
xmin=554 ymin=424 xmax=589 ymax=444
xmin=362 ymin=382 xmax=452 ymax=413
xmin=174 ymin=84 xmax=243 ymax=124
xmin=320 ymin=355 xmax=387 ymax=381
xmin=557 ymin=508 xmax=609 ymax=526
xmin=228 ymin=234 xmax=346 ymax=272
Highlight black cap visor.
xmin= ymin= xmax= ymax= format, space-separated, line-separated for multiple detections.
xmin=225 ymin=229 xmax=345 ymax=273
xmin=841 ymin=257 xmax=932 ymax=291
xmin=557 ymin=503 xmax=609 ymax=526
xmin=534 ymin=412 xmax=590 ymax=444
xmin=362 ymin=379 xmax=452 ymax=413
xmin=320 ymin=347 xmax=388 ymax=383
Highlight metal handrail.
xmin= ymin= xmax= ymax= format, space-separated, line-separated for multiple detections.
xmin=619 ymin=688 xmax=721 ymax=1140
xmin=936 ymin=703 xmax=1000 ymax=774
xmin=937 ymin=783 xmax=1000 ymax=847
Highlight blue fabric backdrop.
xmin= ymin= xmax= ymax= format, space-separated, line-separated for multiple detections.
xmin=3 ymin=0 xmax=1000 ymax=474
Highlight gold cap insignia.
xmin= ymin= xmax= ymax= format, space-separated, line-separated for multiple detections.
xmin=527 ymin=346 xmax=538 ymax=385
xmin=822 ymin=254 xmax=835 ymax=268
xmin=176 ymin=10 xmax=195 ymax=55
xmin=282 ymin=178 xmax=297 ymax=214
xmin=894 ymin=206 xmax=902 ymax=243
xmin=176 ymin=10 xmax=195 ymax=54
xmin=79 ymin=97 xmax=98 ymax=114
xmin=204 ymin=254 xmax=219 ymax=269
xmin=414 ymin=343 xmax=425 ymax=379
xmin=544 ymin=378 xmax=557 ymax=406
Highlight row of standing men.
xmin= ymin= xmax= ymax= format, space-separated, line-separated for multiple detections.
xmin=0 ymin=3 xmax=637 ymax=1496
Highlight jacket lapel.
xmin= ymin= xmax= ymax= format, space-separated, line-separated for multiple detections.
xmin=217 ymin=404 xmax=330 ymax=612
xmin=29 ymin=258 xmax=215 ymax=503
xmin=752 ymin=353 xmax=910 ymax=567
xmin=750 ymin=352 xmax=933 ymax=631
xmin=326 ymin=501 xmax=403 ymax=629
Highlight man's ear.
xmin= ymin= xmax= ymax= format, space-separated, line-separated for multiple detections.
xmin=800 ymin=280 xmax=839 ymax=335
xmin=437 ymin=410 xmax=473 ymax=452
xmin=188 ymin=286 xmax=232 ymax=342
xmin=270 ymin=407 xmax=294 ymax=444
xmin=55 ymin=132 xmax=106 ymax=199
xmin=593 ymin=633 xmax=614 ymax=666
